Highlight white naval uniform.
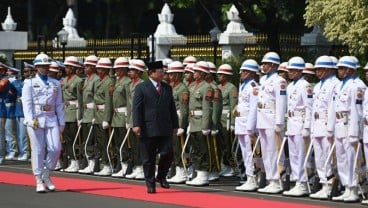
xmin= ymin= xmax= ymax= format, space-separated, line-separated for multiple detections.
xmin=234 ymin=79 xmax=258 ymax=177
xmin=311 ymin=75 xmax=339 ymax=184
xmin=22 ymin=74 xmax=65 ymax=176
xmin=286 ymin=77 xmax=313 ymax=183
xmin=256 ymin=72 xmax=287 ymax=180
xmin=329 ymin=77 xmax=361 ymax=188
xmin=362 ymin=86 xmax=368 ymax=176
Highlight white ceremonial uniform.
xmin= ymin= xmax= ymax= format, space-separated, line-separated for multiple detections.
xmin=22 ymin=74 xmax=65 ymax=176
xmin=329 ymin=77 xmax=361 ymax=188
xmin=311 ymin=75 xmax=339 ymax=184
xmin=286 ymin=77 xmax=313 ymax=183
xmin=235 ymin=79 xmax=258 ymax=177
xmin=363 ymin=89 xmax=368 ymax=175
xmin=353 ymin=77 xmax=366 ymax=139
xmin=256 ymin=72 xmax=287 ymax=180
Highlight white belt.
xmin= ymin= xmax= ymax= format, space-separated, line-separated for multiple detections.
xmin=5 ymin=102 xmax=14 ymax=107
xmin=190 ymin=110 xmax=203 ymax=116
xmin=314 ymin=112 xmax=328 ymax=120
xmin=288 ymin=110 xmax=305 ymax=117
xmin=96 ymin=104 xmax=105 ymax=110
xmin=236 ymin=111 xmax=249 ymax=117
xmin=257 ymin=102 xmax=275 ymax=109
xmin=222 ymin=109 xmax=230 ymax=115
xmin=84 ymin=103 xmax=95 ymax=109
xmin=114 ymin=107 xmax=127 ymax=113
xmin=66 ymin=100 xmax=78 ymax=106
xmin=35 ymin=104 xmax=54 ymax=112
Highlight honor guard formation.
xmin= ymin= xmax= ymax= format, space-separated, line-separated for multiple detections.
xmin=4 ymin=51 xmax=368 ymax=203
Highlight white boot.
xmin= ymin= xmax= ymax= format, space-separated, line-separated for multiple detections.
xmin=167 ymin=167 xmax=187 ymax=184
xmin=112 ymin=162 xmax=128 ymax=178
xmin=283 ymin=182 xmax=308 ymax=197
xmin=94 ymin=165 xmax=112 ymax=176
xmin=134 ymin=166 xmax=145 ymax=179
xmin=236 ymin=175 xmax=258 ymax=191
xmin=42 ymin=169 xmax=55 ymax=191
xmin=78 ymin=159 xmax=95 ymax=174
xmin=332 ymin=187 xmax=350 ymax=201
xmin=344 ymin=187 xmax=360 ymax=202
xmin=310 ymin=184 xmax=331 ymax=199
xmin=125 ymin=166 xmax=137 ymax=179
xmin=186 ymin=170 xmax=209 ymax=186
xmin=65 ymin=160 xmax=79 ymax=173
xmin=219 ymin=165 xmax=235 ymax=177
xmin=258 ymin=180 xmax=282 ymax=194
xmin=208 ymin=171 xmax=220 ymax=181
xmin=35 ymin=175 xmax=46 ymax=193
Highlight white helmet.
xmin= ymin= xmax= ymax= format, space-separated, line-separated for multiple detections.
xmin=261 ymin=52 xmax=280 ymax=64
xmin=34 ymin=53 xmax=51 ymax=66
xmin=184 ymin=63 xmax=195 ymax=73
xmin=350 ymin=56 xmax=360 ymax=68
xmin=206 ymin=61 xmax=216 ymax=73
xmin=193 ymin=61 xmax=209 ymax=74
xmin=303 ymin=63 xmax=315 ymax=74
xmin=183 ymin=56 xmax=197 ymax=65
xmin=240 ymin=59 xmax=259 ymax=72
xmin=84 ymin=55 xmax=98 ymax=66
xmin=364 ymin=62 xmax=368 ymax=70
xmin=330 ymin=56 xmax=338 ymax=69
xmin=278 ymin=62 xmax=288 ymax=72
xmin=162 ymin=58 xmax=173 ymax=70
xmin=336 ymin=56 xmax=356 ymax=69
xmin=167 ymin=61 xmax=184 ymax=73
xmin=49 ymin=61 xmax=60 ymax=72
xmin=287 ymin=56 xmax=305 ymax=70
xmin=96 ymin=57 xmax=112 ymax=69
xmin=64 ymin=56 xmax=80 ymax=68
xmin=129 ymin=59 xmax=146 ymax=72
xmin=217 ymin=64 xmax=233 ymax=75
xmin=114 ymin=57 xmax=129 ymax=68
xmin=314 ymin=55 xmax=334 ymax=69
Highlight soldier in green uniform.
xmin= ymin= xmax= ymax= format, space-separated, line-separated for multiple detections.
xmin=165 ymin=61 xmax=189 ymax=184
xmin=79 ymin=55 xmax=100 ymax=174
xmin=183 ymin=63 xmax=195 ymax=88
xmin=110 ymin=57 xmax=132 ymax=177
xmin=62 ymin=56 xmax=84 ymax=173
xmin=125 ymin=59 xmax=146 ymax=180
xmin=217 ymin=64 xmax=238 ymax=177
xmin=185 ymin=61 xmax=213 ymax=186
xmin=92 ymin=58 xmax=114 ymax=176
xmin=204 ymin=61 xmax=223 ymax=182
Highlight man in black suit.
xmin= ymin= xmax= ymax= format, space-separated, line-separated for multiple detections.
xmin=132 ymin=61 xmax=179 ymax=194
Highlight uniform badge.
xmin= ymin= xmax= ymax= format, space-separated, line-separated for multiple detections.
xmin=253 ymin=87 xmax=259 ymax=96
xmin=307 ymin=85 xmax=313 ymax=98
xmin=356 ymin=88 xmax=363 ymax=104
xmin=182 ymin=92 xmax=189 ymax=105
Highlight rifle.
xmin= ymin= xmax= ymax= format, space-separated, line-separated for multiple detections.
xmin=106 ymin=128 xmax=115 ymax=172
xmin=324 ymin=141 xmax=338 ymax=199
xmin=181 ymin=125 xmax=191 ymax=177
xmin=276 ymin=132 xmax=289 ymax=189
xmin=212 ymin=134 xmax=221 ymax=171
xmin=353 ymin=141 xmax=366 ymax=199
xmin=72 ymin=124 xmax=82 ymax=160
xmin=84 ymin=121 xmax=95 ymax=159
xmin=119 ymin=128 xmax=131 ymax=163
xmin=303 ymin=137 xmax=315 ymax=193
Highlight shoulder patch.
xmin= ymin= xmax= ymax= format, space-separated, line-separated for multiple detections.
xmin=232 ymin=88 xmax=238 ymax=98
xmin=306 ymin=85 xmax=313 ymax=98
xmin=356 ymin=88 xmax=363 ymax=104
xmin=205 ymin=87 xmax=213 ymax=101
xmin=280 ymin=80 xmax=287 ymax=95
xmin=182 ymin=91 xmax=189 ymax=105
xmin=213 ymin=89 xmax=220 ymax=102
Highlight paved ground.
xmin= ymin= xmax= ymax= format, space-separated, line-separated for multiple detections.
xmin=0 ymin=160 xmax=366 ymax=208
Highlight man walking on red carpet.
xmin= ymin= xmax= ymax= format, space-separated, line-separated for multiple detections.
xmin=132 ymin=60 xmax=178 ymax=193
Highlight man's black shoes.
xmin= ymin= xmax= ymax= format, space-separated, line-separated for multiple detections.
xmin=147 ymin=186 xmax=156 ymax=194
xmin=156 ymin=178 xmax=170 ymax=189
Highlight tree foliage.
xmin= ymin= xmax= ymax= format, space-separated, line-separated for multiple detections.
xmin=305 ymin=0 xmax=368 ymax=55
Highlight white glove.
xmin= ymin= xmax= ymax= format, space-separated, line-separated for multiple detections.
xmin=302 ymin=128 xmax=310 ymax=137
xmin=91 ymin=118 xmax=96 ymax=124
xmin=327 ymin=131 xmax=334 ymax=138
xmin=59 ymin=125 xmax=65 ymax=134
xmin=177 ymin=128 xmax=184 ymax=136
xmin=211 ymin=129 xmax=219 ymax=136
xmin=126 ymin=123 xmax=130 ymax=129
xmin=202 ymin=129 xmax=210 ymax=136
xmin=230 ymin=125 xmax=235 ymax=131
xmin=349 ymin=136 xmax=359 ymax=143
xmin=275 ymin=124 xmax=283 ymax=133
xmin=77 ymin=119 xmax=82 ymax=126
xmin=102 ymin=121 xmax=109 ymax=129
xmin=26 ymin=120 xmax=35 ymax=128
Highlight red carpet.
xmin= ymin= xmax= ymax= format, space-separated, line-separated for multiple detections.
xmin=0 ymin=171 xmax=329 ymax=208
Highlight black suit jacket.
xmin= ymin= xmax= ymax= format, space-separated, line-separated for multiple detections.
xmin=133 ymin=80 xmax=179 ymax=138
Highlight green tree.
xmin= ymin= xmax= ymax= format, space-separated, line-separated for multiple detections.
xmin=305 ymin=0 xmax=368 ymax=55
